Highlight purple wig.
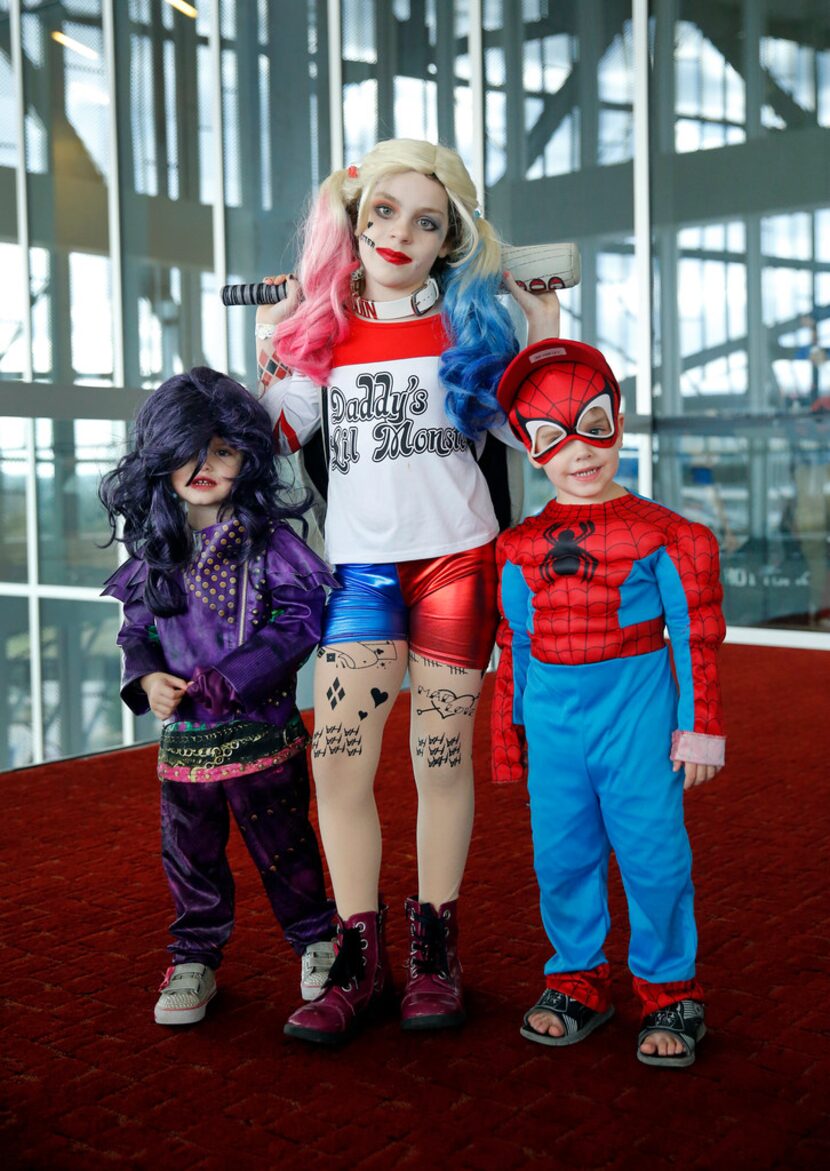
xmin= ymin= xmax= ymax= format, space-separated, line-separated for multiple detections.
xmin=99 ymin=367 xmax=309 ymax=616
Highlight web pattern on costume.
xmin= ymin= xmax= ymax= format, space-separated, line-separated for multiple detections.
xmin=511 ymin=360 xmax=618 ymax=449
xmin=492 ymin=494 xmax=725 ymax=783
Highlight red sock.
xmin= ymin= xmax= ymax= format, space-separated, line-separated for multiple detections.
xmin=546 ymin=964 xmax=612 ymax=1013
xmin=632 ymin=975 xmax=704 ymax=1019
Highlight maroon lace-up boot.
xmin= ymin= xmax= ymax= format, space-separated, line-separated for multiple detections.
xmin=283 ymin=904 xmax=394 ymax=1045
xmin=400 ymin=896 xmax=465 ymax=1030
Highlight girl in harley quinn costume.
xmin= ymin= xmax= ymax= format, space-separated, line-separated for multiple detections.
xmin=253 ymin=138 xmax=560 ymax=1044
xmin=100 ymin=369 xmax=338 ymax=1027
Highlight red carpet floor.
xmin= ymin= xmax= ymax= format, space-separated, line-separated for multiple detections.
xmin=1 ymin=644 xmax=829 ymax=1171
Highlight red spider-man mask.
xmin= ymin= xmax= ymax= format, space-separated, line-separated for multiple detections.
xmin=497 ymin=340 xmax=622 ymax=465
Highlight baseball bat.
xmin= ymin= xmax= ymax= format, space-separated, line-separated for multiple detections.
xmin=220 ymin=281 xmax=290 ymax=307
xmin=221 ymin=243 xmax=581 ymax=306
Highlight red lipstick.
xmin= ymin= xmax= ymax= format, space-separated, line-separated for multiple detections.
xmin=376 ymin=248 xmax=411 ymax=266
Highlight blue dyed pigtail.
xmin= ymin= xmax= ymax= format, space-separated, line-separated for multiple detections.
xmin=439 ymin=264 xmax=519 ymax=441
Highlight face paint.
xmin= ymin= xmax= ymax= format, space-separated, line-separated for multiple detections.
xmin=356 ymin=173 xmax=451 ymax=301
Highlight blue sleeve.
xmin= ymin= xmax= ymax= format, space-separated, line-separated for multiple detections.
xmin=500 ymin=558 xmax=533 ymax=725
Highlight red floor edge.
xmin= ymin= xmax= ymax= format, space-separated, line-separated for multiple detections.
xmin=1 ymin=644 xmax=828 ymax=1171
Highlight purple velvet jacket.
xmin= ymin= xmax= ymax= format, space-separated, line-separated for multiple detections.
xmin=102 ymin=519 xmax=337 ymax=729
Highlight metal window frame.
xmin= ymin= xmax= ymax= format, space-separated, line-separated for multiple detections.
xmin=633 ymin=0 xmax=653 ymax=499
xmin=10 ymin=0 xmax=45 ymax=763
xmin=327 ymin=0 xmax=343 ymax=169
xmin=468 ymin=0 xmax=485 ymax=207
xmin=102 ymin=0 xmax=135 ymax=750
xmin=209 ymin=0 xmax=229 ymax=374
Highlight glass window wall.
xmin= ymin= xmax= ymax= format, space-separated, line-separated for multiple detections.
xmin=23 ymin=0 xmax=113 ymax=389
xmin=1 ymin=0 xmax=828 ymax=771
xmin=0 ymin=596 xmax=31 ymax=769
xmin=220 ymin=0 xmax=331 ymax=386
xmin=36 ymin=418 xmax=123 ymax=587
xmin=482 ymin=2 xmax=640 ymax=512
xmin=0 ymin=418 xmax=28 ymax=583
xmin=650 ymin=0 xmax=830 ymax=630
xmin=39 ymin=596 xmax=122 ymax=760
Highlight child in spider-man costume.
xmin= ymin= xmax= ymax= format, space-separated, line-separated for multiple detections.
xmin=492 ymin=338 xmax=726 ymax=1068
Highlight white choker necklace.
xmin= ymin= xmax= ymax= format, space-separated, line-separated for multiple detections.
xmin=351 ymin=277 xmax=440 ymax=321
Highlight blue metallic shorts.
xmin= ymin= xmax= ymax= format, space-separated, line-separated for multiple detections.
xmin=321 ymin=542 xmax=498 ymax=671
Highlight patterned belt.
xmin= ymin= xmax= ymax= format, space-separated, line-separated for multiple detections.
xmin=158 ymin=712 xmax=308 ymax=784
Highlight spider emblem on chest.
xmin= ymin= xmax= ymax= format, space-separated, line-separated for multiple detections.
xmin=540 ymin=520 xmax=599 ymax=582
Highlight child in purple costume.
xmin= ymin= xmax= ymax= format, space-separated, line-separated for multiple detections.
xmin=100 ymin=367 xmax=337 ymax=1026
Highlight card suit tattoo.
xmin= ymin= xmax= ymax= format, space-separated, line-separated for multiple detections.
xmin=326 ymin=677 xmax=346 ymax=709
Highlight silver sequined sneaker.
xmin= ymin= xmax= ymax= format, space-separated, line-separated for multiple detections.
xmin=154 ymin=963 xmax=217 ymax=1026
xmin=300 ymin=940 xmax=336 ymax=1001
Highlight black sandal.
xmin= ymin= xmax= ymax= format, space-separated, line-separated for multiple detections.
xmin=637 ymin=999 xmax=706 ymax=1068
xmin=520 ymin=988 xmax=614 ymax=1048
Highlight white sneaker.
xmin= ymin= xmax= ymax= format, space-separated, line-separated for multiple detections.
xmin=300 ymin=940 xmax=335 ymax=1001
xmin=154 ymin=963 xmax=217 ymax=1025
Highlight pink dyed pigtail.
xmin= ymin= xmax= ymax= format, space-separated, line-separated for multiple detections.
xmin=275 ymin=172 xmax=359 ymax=384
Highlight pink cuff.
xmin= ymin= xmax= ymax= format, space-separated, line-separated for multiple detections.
xmin=670 ymin=730 xmax=725 ymax=768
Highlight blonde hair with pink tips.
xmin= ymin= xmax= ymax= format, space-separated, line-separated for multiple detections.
xmin=275 ymin=139 xmax=504 ymax=385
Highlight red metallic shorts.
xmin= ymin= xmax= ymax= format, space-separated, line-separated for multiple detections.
xmin=321 ymin=541 xmax=498 ymax=671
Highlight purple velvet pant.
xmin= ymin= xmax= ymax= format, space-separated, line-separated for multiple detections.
xmin=160 ymin=751 xmax=334 ymax=968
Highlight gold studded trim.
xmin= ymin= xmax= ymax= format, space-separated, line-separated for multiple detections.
xmin=157 ymin=714 xmax=307 ymax=784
